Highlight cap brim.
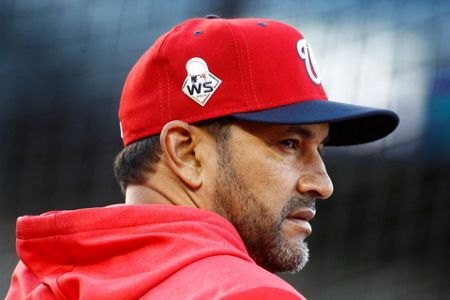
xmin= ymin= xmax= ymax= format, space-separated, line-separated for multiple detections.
xmin=231 ymin=100 xmax=399 ymax=146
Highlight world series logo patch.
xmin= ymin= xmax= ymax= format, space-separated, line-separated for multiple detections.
xmin=182 ymin=57 xmax=221 ymax=106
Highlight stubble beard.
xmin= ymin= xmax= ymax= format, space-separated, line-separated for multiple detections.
xmin=213 ymin=144 xmax=310 ymax=274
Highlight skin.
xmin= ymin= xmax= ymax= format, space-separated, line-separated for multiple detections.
xmin=125 ymin=120 xmax=334 ymax=273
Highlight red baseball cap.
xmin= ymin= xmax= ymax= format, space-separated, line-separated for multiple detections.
xmin=119 ymin=16 xmax=399 ymax=146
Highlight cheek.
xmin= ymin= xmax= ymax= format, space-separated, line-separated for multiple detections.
xmin=232 ymin=151 xmax=300 ymax=211
xmin=200 ymin=145 xmax=222 ymax=202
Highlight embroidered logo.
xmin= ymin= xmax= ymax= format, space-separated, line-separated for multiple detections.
xmin=296 ymin=39 xmax=322 ymax=85
xmin=182 ymin=57 xmax=221 ymax=106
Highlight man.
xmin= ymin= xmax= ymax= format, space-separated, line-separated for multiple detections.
xmin=7 ymin=16 xmax=398 ymax=299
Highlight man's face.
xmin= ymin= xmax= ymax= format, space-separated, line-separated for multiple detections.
xmin=213 ymin=121 xmax=333 ymax=273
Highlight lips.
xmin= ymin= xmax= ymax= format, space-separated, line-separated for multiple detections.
xmin=285 ymin=209 xmax=316 ymax=236
xmin=287 ymin=209 xmax=315 ymax=221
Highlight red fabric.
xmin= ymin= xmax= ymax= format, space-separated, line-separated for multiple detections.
xmin=119 ymin=18 xmax=328 ymax=146
xmin=7 ymin=205 xmax=306 ymax=299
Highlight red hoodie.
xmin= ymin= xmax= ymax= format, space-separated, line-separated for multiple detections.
xmin=7 ymin=204 xmax=306 ymax=299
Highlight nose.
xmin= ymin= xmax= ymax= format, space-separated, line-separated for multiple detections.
xmin=296 ymin=154 xmax=334 ymax=200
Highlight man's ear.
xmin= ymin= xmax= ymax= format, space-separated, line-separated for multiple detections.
xmin=159 ymin=120 xmax=203 ymax=189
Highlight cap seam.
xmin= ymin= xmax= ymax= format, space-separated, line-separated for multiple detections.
xmin=161 ymin=38 xmax=171 ymax=121
xmin=235 ymin=21 xmax=261 ymax=110
xmin=222 ymin=19 xmax=251 ymax=108
xmin=155 ymin=25 xmax=181 ymax=124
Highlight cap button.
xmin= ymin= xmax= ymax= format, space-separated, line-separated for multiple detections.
xmin=205 ymin=14 xmax=220 ymax=19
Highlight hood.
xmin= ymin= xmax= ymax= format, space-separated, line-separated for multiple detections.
xmin=7 ymin=204 xmax=252 ymax=299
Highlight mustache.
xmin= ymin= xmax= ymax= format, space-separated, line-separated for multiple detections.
xmin=281 ymin=196 xmax=316 ymax=218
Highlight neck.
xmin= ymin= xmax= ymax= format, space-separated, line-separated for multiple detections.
xmin=125 ymin=184 xmax=173 ymax=205
xmin=124 ymin=163 xmax=218 ymax=213
xmin=124 ymin=169 xmax=202 ymax=208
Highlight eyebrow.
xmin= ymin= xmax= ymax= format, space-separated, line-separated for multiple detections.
xmin=286 ymin=125 xmax=330 ymax=145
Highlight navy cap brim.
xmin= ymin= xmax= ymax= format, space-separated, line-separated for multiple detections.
xmin=231 ymin=100 xmax=399 ymax=146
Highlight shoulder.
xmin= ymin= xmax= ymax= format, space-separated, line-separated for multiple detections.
xmin=199 ymin=255 xmax=306 ymax=299
xmin=143 ymin=254 xmax=306 ymax=300
xmin=221 ymin=286 xmax=306 ymax=300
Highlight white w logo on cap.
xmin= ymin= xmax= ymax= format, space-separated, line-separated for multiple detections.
xmin=297 ymin=39 xmax=322 ymax=85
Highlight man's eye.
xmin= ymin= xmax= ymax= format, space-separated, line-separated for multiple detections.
xmin=280 ymin=139 xmax=298 ymax=149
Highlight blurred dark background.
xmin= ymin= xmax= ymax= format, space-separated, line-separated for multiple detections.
xmin=1 ymin=0 xmax=449 ymax=299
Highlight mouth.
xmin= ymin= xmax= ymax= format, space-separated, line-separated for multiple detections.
xmin=285 ymin=209 xmax=316 ymax=236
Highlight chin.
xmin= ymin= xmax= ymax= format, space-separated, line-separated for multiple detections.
xmin=262 ymin=235 xmax=310 ymax=274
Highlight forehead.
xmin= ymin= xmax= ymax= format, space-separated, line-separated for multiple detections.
xmin=231 ymin=121 xmax=330 ymax=143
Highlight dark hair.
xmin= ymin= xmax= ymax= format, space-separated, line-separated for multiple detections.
xmin=113 ymin=117 xmax=234 ymax=193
